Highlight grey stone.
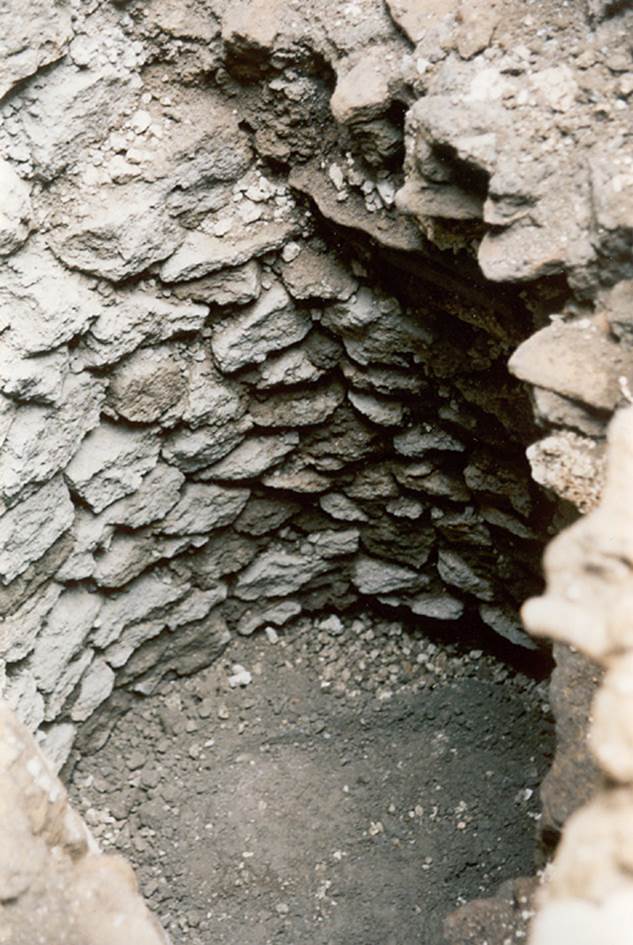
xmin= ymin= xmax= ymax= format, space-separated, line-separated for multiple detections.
xmin=344 ymin=462 xmax=399 ymax=500
xmin=182 ymin=532 xmax=259 ymax=586
xmin=456 ymin=0 xmax=500 ymax=59
xmin=479 ymin=505 xmax=536 ymax=540
xmin=0 ymin=477 xmax=74 ymax=584
xmin=290 ymin=161 xmax=425 ymax=256
xmin=160 ymin=220 xmax=296 ymax=282
xmin=235 ymin=495 xmax=299 ymax=536
xmin=171 ymin=261 xmax=261 ymax=306
xmin=384 ymin=0 xmax=444 ymax=43
xmin=235 ymin=530 xmax=358 ymax=600
xmin=211 ymin=283 xmax=311 ymax=373
xmin=261 ymin=457 xmax=331 ymax=493
xmin=0 ymin=532 xmax=73 ymax=621
xmin=319 ymin=492 xmax=369 ymax=523
xmin=122 ymin=612 xmax=230 ymax=694
xmin=106 ymin=463 xmax=185 ymax=530
xmin=386 ymin=497 xmax=425 ymax=519
xmin=341 ymin=359 xmax=427 ymax=396
xmin=249 ymin=381 xmax=345 ymax=428
xmin=331 ymin=45 xmax=400 ymax=125
xmin=81 ymin=291 xmax=208 ymax=367
xmin=0 ymin=160 xmax=32 ymax=255
xmin=104 ymin=582 xmax=227 ymax=670
xmin=92 ymin=571 xmax=190 ymax=649
xmin=437 ymin=549 xmax=494 ymax=602
xmin=362 ymin=514 xmax=434 ymax=568
xmin=0 ymin=247 xmax=105 ymax=354
xmin=106 ymin=345 xmax=189 ymax=424
xmin=509 ymin=317 xmax=632 ymax=413
xmin=0 ymin=374 xmax=105 ymax=498
xmin=604 ymin=279 xmax=633 ymax=347
xmin=348 ymin=389 xmax=406 ymax=426
xmin=433 ymin=506 xmax=492 ymax=547
xmin=280 ymin=246 xmax=358 ymax=300
xmin=44 ymin=648 xmax=94 ymax=722
xmin=70 ymin=659 xmax=116 ymax=722
xmin=92 ymin=532 xmax=195 ymax=588
xmin=409 ymin=593 xmax=465 ymax=620
xmin=2 ymin=671 xmax=44 ymax=733
xmin=394 ymin=463 xmax=470 ymax=501
xmin=532 ymin=387 xmax=607 ymax=439
xmin=52 ymin=182 xmax=184 ymax=281
xmin=179 ymin=355 xmax=248 ymax=430
xmin=352 ymin=555 xmax=423 ymax=595
xmin=394 ymin=424 xmax=465 ymax=456
xmin=29 ymin=589 xmax=102 ymax=693
xmin=0 ymin=0 xmax=72 ymax=101
xmin=237 ymin=599 xmax=302 ymax=636
xmin=0 ymin=582 xmax=62 ymax=663
xmin=198 ymin=433 xmax=299 ymax=480
xmin=0 ymin=343 xmax=69 ymax=406
xmin=162 ymin=585 xmax=228 ymax=631
xmin=65 ymin=422 xmax=161 ymax=514
xmin=250 ymin=345 xmax=326 ymax=389
xmin=323 ymin=287 xmax=430 ymax=367
xmin=39 ymin=722 xmax=76 ymax=773
xmin=479 ymin=603 xmax=539 ymax=650
xmin=463 ymin=450 xmax=532 ymax=517
xmin=54 ymin=509 xmax=115 ymax=584
xmin=21 ymin=64 xmax=133 ymax=180
xmin=162 ymin=418 xmax=252 ymax=473
xmin=159 ymin=483 xmax=250 ymax=536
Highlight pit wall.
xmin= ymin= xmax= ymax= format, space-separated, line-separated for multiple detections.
xmin=1 ymin=1 xmax=633 ymax=944
xmin=0 ymin=0 xmax=557 ymax=770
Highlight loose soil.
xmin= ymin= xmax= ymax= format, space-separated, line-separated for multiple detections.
xmin=67 ymin=612 xmax=553 ymax=945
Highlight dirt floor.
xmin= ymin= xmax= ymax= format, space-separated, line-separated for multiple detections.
xmin=67 ymin=612 xmax=553 ymax=945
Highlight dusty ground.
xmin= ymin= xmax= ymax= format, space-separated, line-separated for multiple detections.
xmin=67 ymin=613 xmax=553 ymax=945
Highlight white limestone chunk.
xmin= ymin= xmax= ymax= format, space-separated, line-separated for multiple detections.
xmin=160 ymin=221 xmax=296 ymax=282
xmin=319 ymin=492 xmax=369 ymax=523
xmin=437 ymin=549 xmax=494 ymax=601
xmin=0 ymin=247 xmax=105 ymax=354
xmin=81 ymin=291 xmax=208 ymax=367
xmin=0 ymin=581 xmax=63 ymax=662
xmin=65 ymin=422 xmax=161 ymax=514
xmin=211 ymin=283 xmax=311 ymax=373
xmin=394 ymin=424 xmax=465 ymax=456
xmin=70 ymin=658 xmax=116 ymax=722
xmin=0 ymin=160 xmax=32 ymax=255
xmin=92 ymin=572 xmax=190 ymax=649
xmin=0 ymin=342 xmax=69 ymax=405
xmin=237 ymin=599 xmax=302 ymax=636
xmin=0 ymin=0 xmax=72 ymax=100
xmin=198 ymin=433 xmax=299 ymax=480
xmin=0 ymin=478 xmax=74 ymax=584
xmin=348 ymin=389 xmax=406 ymax=427
xmin=160 ymin=483 xmax=250 ymax=536
xmin=352 ymin=555 xmax=423 ymax=595
xmin=0 ymin=373 xmax=105 ymax=502
xmin=29 ymin=589 xmax=102 ymax=693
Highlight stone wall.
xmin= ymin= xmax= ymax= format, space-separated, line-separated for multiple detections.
xmin=0 ymin=0 xmax=564 ymax=771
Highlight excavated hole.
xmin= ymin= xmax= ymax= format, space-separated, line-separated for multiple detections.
xmin=61 ymin=218 xmax=561 ymax=945
xmin=66 ymin=612 xmax=553 ymax=945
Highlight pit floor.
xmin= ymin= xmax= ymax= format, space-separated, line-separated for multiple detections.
xmin=68 ymin=612 xmax=553 ymax=945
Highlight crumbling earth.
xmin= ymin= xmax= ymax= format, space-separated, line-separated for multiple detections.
xmin=68 ymin=612 xmax=553 ymax=945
